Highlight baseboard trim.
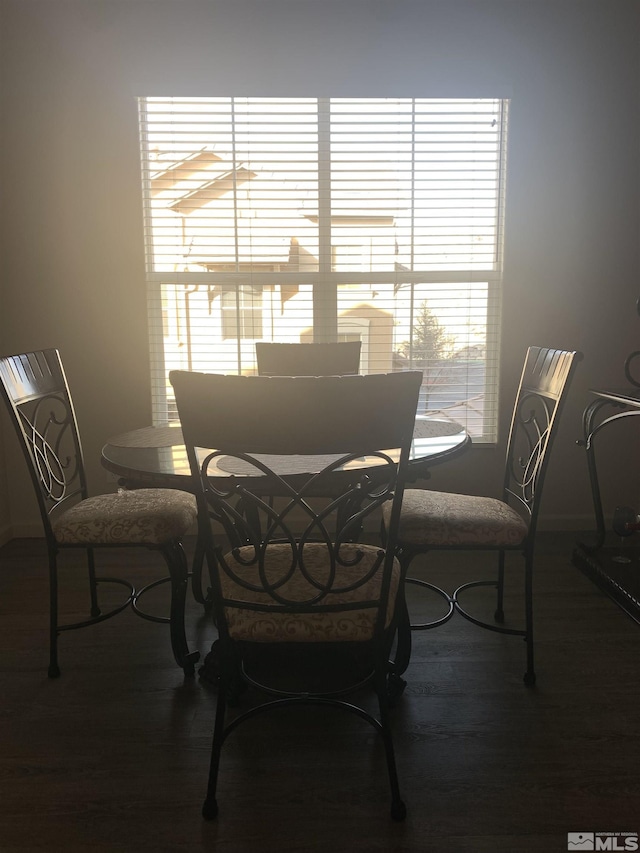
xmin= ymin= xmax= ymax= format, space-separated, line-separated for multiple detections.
xmin=0 ymin=525 xmax=13 ymax=548
xmin=537 ymin=513 xmax=598 ymax=532
xmin=0 ymin=522 xmax=45 ymax=546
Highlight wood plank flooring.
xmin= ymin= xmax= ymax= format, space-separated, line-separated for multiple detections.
xmin=0 ymin=534 xmax=638 ymax=852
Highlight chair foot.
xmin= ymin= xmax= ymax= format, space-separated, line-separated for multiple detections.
xmin=387 ymin=673 xmax=407 ymax=706
xmin=391 ymin=799 xmax=407 ymax=821
xmin=494 ymin=608 xmax=505 ymax=623
xmin=48 ymin=663 xmax=61 ymax=679
xmin=182 ymin=651 xmax=201 ymax=677
xmin=198 ymin=640 xmax=221 ymax=683
xmin=202 ymin=797 xmax=218 ymax=820
xmin=226 ymin=676 xmax=248 ymax=707
xmin=523 ymin=670 xmax=536 ymax=687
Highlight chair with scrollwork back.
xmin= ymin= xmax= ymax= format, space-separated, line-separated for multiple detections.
xmin=170 ymin=369 xmax=422 ymax=821
xmin=189 ymin=340 xmax=363 ymax=605
xmin=255 ymin=340 xmax=361 ymax=376
xmin=0 ymin=349 xmax=199 ymax=678
xmin=383 ymin=346 xmax=582 ymax=689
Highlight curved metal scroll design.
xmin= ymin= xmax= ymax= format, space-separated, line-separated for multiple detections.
xmin=200 ymin=450 xmax=396 ymax=608
xmin=624 ymin=351 xmax=640 ymax=388
xmin=505 ymin=391 xmax=553 ymax=518
xmin=623 ymin=297 xmax=640 ymax=387
xmin=18 ymin=396 xmax=79 ymax=506
xmin=17 ymin=392 xmax=82 ymax=515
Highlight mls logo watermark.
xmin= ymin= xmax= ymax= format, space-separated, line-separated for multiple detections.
xmin=568 ymin=833 xmax=639 ymax=851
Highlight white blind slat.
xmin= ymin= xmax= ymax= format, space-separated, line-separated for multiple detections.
xmin=139 ymin=97 xmax=508 ymax=440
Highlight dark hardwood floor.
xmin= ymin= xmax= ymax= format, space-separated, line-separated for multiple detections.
xmin=0 ymin=534 xmax=638 ymax=852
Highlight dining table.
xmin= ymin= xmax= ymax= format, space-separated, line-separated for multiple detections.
xmin=101 ymin=414 xmax=470 ymax=592
xmin=101 ymin=415 xmax=471 ymax=493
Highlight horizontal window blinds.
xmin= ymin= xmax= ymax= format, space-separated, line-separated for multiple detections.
xmin=139 ymin=97 xmax=508 ymax=439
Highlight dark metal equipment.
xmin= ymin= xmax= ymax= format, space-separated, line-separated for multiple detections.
xmin=573 ymin=386 xmax=640 ymax=624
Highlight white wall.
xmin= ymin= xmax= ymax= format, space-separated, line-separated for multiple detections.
xmin=1 ymin=0 xmax=639 ymax=539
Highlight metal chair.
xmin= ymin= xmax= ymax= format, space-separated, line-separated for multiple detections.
xmin=0 ymin=349 xmax=200 ymax=677
xmin=189 ymin=340 xmax=363 ymax=605
xmin=384 ymin=346 xmax=582 ymax=689
xmin=255 ymin=340 xmax=361 ymax=376
xmin=170 ymin=369 xmax=422 ymax=821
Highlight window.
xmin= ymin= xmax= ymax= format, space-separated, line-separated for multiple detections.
xmin=138 ymin=97 xmax=508 ymax=440
xmin=221 ymin=284 xmax=263 ymax=340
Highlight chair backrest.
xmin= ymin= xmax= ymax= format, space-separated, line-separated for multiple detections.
xmin=255 ymin=341 xmax=362 ymax=376
xmin=170 ymin=370 xmax=422 ymax=635
xmin=0 ymin=349 xmax=87 ymax=540
xmin=503 ymin=346 xmax=582 ymax=531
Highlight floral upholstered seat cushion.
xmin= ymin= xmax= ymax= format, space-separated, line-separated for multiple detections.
xmin=219 ymin=542 xmax=401 ymax=643
xmin=385 ymin=489 xmax=529 ymax=548
xmin=52 ymin=488 xmax=197 ymax=546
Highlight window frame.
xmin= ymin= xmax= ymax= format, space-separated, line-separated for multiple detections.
xmin=140 ymin=97 xmax=508 ymax=441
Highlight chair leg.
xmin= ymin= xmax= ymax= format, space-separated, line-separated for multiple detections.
xmin=202 ymin=653 xmax=232 ymax=820
xmin=388 ymin=550 xmax=413 ymax=693
xmin=390 ymin=590 xmax=411 ymax=682
xmin=523 ymin=554 xmax=536 ymax=686
xmin=390 ymin=546 xmax=455 ymax=695
xmin=190 ymin=538 xmax=212 ymax=610
xmin=47 ymin=546 xmax=60 ymax=679
xmin=495 ymin=550 xmax=505 ymax=623
xmin=374 ymin=662 xmax=406 ymax=821
xmin=161 ymin=541 xmax=200 ymax=677
xmin=85 ymin=546 xmax=101 ymax=618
